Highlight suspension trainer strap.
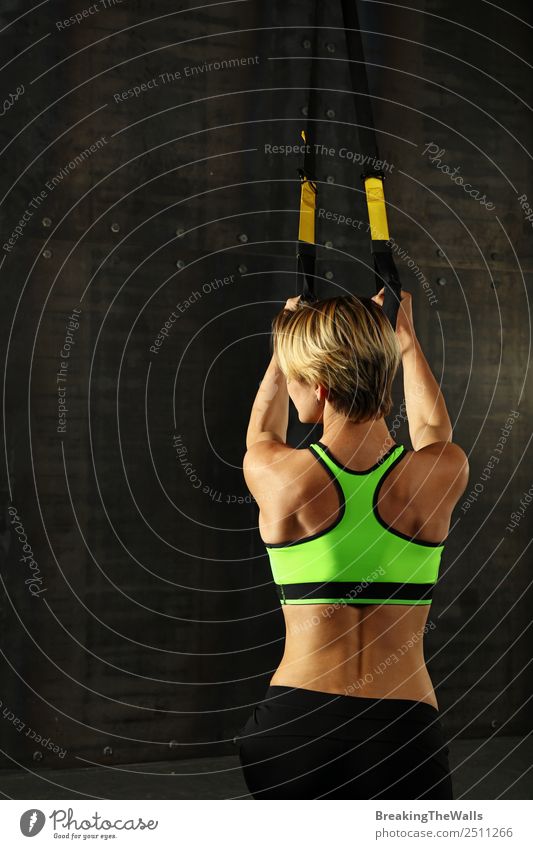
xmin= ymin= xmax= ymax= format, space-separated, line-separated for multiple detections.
xmin=340 ymin=0 xmax=402 ymax=327
xmin=296 ymin=1 xmax=320 ymax=303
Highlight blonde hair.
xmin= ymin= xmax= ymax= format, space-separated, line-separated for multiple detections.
xmin=271 ymin=295 xmax=401 ymax=422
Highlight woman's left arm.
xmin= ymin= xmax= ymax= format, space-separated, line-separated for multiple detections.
xmin=245 ymin=296 xmax=300 ymax=450
xmin=245 ymin=352 xmax=289 ymax=450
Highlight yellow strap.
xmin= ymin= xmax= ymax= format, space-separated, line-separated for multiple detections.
xmin=298 ymin=177 xmax=317 ymax=243
xmin=364 ymin=176 xmax=390 ymax=241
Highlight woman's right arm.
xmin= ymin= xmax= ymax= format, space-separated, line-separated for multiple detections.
xmin=399 ymin=310 xmax=453 ymax=451
xmin=373 ymin=288 xmax=469 ymax=506
xmin=373 ymin=288 xmax=452 ymax=450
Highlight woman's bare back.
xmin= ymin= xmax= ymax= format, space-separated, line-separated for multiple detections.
xmin=253 ymin=436 xmax=466 ymax=708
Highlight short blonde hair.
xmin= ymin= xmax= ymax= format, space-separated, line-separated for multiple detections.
xmin=271 ymin=295 xmax=401 ymax=422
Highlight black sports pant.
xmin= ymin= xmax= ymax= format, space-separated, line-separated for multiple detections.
xmin=234 ymin=685 xmax=454 ymax=799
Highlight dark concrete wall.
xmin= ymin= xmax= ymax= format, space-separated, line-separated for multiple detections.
xmin=0 ymin=0 xmax=531 ymax=770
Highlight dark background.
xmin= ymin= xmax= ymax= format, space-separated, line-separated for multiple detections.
xmin=0 ymin=0 xmax=531 ymax=771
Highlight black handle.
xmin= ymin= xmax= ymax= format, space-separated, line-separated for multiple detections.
xmin=297 ymin=243 xmax=318 ymax=303
xmin=373 ymin=251 xmax=402 ymax=327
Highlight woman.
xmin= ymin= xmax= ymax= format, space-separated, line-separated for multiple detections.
xmin=235 ymin=287 xmax=469 ymax=799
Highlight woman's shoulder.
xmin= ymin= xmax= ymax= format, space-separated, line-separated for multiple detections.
xmin=243 ymin=441 xmax=316 ymax=502
xmin=397 ymin=441 xmax=470 ymax=507
xmin=403 ymin=441 xmax=469 ymax=478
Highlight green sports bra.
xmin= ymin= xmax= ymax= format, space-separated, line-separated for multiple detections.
xmin=265 ymin=441 xmax=446 ymax=606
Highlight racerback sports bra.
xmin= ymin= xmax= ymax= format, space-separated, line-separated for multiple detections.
xmin=265 ymin=441 xmax=446 ymax=606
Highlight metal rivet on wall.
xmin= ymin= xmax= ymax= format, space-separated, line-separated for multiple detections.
xmin=238 ymin=233 xmax=248 ymax=243
xmin=325 ymin=240 xmax=333 ymax=249
xmin=175 ymin=260 xmax=185 ymax=269
xmin=437 ymin=277 xmax=447 ymax=286
xmin=42 ymin=249 xmax=52 ymax=259
xmin=32 ymin=751 xmax=43 ymax=762
xmin=436 ymin=248 xmax=445 ymax=258
xmin=326 ymin=42 xmax=336 ymax=53
xmin=301 ymin=105 xmax=309 ymax=117
xmin=238 ymin=264 xmax=247 ymax=274
xmin=326 ymin=175 xmax=335 ymax=184
xmin=42 ymin=217 xmax=52 ymax=228
xmin=302 ymin=38 xmax=312 ymax=49
xmin=110 ymin=222 xmax=120 ymax=233
xmin=325 ymin=270 xmax=334 ymax=280
xmin=176 ymin=227 xmax=185 ymax=238
xmin=103 ymin=746 xmax=113 ymax=756
xmin=326 ymin=108 xmax=335 ymax=119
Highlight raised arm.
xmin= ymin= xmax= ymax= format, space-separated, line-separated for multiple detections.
xmin=399 ymin=293 xmax=452 ymax=450
xmin=373 ymin=287 xmax=469 ymax=508
xmin=245 ymin=295 xmax=301 ymax=450
xmin=374 ymin=288 xmax=452 ymax=450
xmin=245 ymin=351 xmax=289 ymax=449
xmin=402 ymin=337 xmax=453 ymax=450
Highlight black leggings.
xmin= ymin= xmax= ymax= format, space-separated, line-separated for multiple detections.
xmin=235 ymin=685 xmax=453 ymax=799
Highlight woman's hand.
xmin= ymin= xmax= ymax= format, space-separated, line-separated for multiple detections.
xmin=283 ymin=295 xmax=302 ymax=312
xmin=372 ymin=287 xmax=417 ymax=355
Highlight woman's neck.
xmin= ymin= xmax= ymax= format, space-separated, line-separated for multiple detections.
xmin=320 ymin=411 xmax=394 ymax=454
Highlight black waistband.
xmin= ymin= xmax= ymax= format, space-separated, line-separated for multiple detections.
xmin=236 ymin=685 xmax=447 ymax=756
xmin=264 ymin=685 xmax=440 ymax=723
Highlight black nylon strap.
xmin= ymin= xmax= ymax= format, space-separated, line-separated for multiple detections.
xmin=296 ymin=0 xmax=320 ymax=304
xmin=340 ymin=0 xmax=380 ymax=172
xmin=340 ymin=0 xmax=402 ymax=327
